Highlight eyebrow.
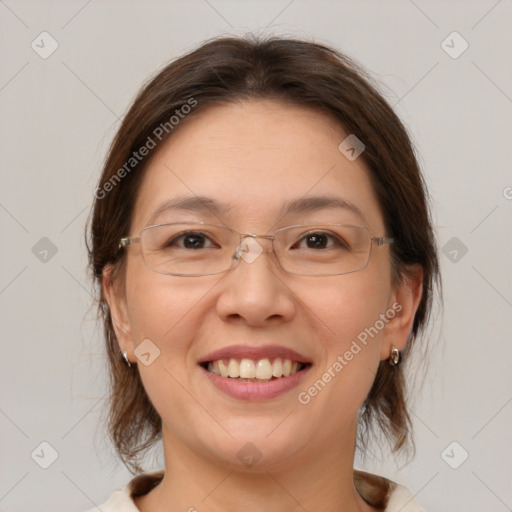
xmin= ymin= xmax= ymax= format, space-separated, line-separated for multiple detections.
xmin=148 ymin=194 xmax=366 ymax=225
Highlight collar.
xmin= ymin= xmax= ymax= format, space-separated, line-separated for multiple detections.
xmin=127 ymin=469 xmax=395 ymax=509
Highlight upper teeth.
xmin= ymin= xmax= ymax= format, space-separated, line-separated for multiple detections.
xmin=207 ymin=358 xmax=302 ymax=379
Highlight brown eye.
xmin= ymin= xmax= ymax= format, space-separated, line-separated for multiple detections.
xmin=166 ymin=232 xmax=215 ymax=250
xmin=293 ymin=231 xmax=348 ymax=250
xmin=304 ymin=233 xmax=329 ymax=249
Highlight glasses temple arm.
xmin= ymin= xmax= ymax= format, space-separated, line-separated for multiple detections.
xmin=119 ymin=237 xmax=141 ymax=249
xmin=372 ymin=236 xmax=394 ymax=246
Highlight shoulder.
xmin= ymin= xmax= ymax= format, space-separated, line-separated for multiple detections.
xmin=84 ymin=471 xmax=164 ymax=512
xmin=354 ymin=469 xmax=427 ymax=512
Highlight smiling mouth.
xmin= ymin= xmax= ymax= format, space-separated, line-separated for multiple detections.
xmin=200 ymin=358 xmax=310 ymax=382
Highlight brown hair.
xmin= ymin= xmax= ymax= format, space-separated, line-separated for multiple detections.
xmin=87 ymin=35 xmax=440 ymax=476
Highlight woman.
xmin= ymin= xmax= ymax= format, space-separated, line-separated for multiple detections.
xmin=87 ymin=35 xmax=439 ymax=511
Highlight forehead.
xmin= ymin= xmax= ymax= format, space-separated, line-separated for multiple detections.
xmin=131 ymin=100 xmax=385 ymax=233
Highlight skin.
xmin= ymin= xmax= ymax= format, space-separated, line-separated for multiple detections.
xmin=103 ymin=100 xmax=423 ymax=512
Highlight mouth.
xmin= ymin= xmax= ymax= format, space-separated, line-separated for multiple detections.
xmin=200 ymin=357 xmax=311 ymax=382
xmin=197 ymin=345 xmax=312 ymax=400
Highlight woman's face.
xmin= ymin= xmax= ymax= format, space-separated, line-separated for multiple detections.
xmin=106 ymin=100 xmax=418 ymax=471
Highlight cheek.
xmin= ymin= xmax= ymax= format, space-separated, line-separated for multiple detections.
xmin=310 ymin=269 xmax=391 ymax=345
xmin=123 ymin=268 xmax=215 ymax=431
xmin=124 ymin=260 xmax=211 ymax=355
xmin=301 ymin=270 xmax=391 ymax=411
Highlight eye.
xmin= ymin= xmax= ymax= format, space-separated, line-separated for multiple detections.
xmin=165 ymin=231 xmax=217 ymax=250
xmin=293 ymin=231 xmax=349 ymax=250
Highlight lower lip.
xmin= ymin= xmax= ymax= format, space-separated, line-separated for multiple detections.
xmin=200 ymin=365 xmax=311 ymax=401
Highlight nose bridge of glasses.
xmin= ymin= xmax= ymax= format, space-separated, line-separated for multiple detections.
xmin=240 ymin=233 xmax=274 ymax=247
xmin=232 ymin=233 xmax=277 ymax=265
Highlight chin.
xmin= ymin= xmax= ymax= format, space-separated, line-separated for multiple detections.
xmin=196 ymin=422 xmax=311 ymax=473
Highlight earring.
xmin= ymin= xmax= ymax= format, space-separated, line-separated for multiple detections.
xmin=122 ymin=351 xmax=132 ymax=367
xmin=388 ymin=345 xmax=400 ymax=366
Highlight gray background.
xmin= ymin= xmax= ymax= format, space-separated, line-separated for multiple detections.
xmin=1 ymin=1 xmax=511 ymax=511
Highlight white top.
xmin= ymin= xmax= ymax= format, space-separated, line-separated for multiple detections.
xmin=86 ymin=470 xmax=427 ymax=512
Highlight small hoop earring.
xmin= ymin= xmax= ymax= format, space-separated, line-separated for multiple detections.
xmin=388 ymin=345 xmax=400 ymax=366
xmin=122 ymin=351 xmax=132 ymax=367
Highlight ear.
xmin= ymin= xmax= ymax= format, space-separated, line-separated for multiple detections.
xmin=102 ymin=264 xmax=134 ymax=362
xmin=380 ymin=264 xmax=424 ymax=361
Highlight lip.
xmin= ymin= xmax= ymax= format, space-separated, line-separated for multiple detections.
xmin=200 ymin=363 xmax=311 ymax=401
xmin=198 ymin=344 xmax=311 ymax=365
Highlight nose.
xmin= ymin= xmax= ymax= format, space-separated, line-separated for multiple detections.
xmin=215 ymin=235 xmax=297 ymax=326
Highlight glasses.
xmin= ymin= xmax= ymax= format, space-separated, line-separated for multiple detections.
xmin=119 ymin=222 xmax=394 ymax=277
